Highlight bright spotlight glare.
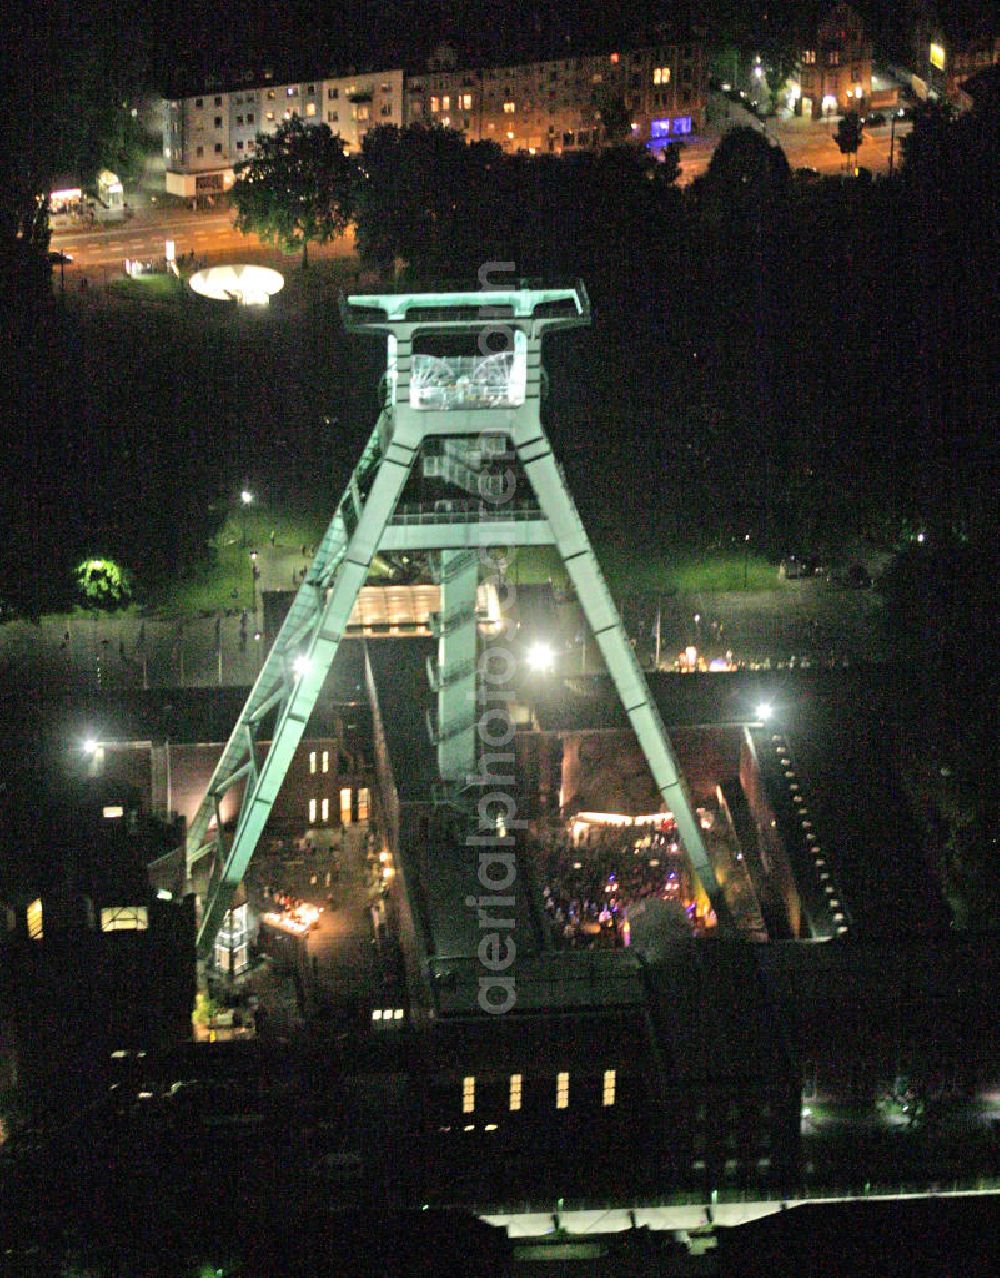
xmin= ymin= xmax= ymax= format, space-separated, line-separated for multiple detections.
xmin=241 ymin=489 xmax=253 ymax=505
xmin=83 ymin=737 xmax=99 ymax=754
xmin=292 ymin=654 xmax=312 ymax=677
xmin=755 ymin=702 xmax=774 ymax=722
xmin=526 ymin=641 xmax=555 ymax=673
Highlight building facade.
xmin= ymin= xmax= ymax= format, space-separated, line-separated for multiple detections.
xmin=163 ymin=68 xmax=405 ymax=197
xmin=913 ymin=12 xmax=1000 ymax=104
xmin=404 ymin=42 xmax=707 ymax=155
xmin=161 ymin=42 xmax=707 ymax=193
xmin=796 ymin=3 xmax=873 ymax=118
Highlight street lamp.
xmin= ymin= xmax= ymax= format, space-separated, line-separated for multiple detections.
xmin=250 ymin=548 xmax=259 ymax=608
xmin=240 ymin=488 xmax=254 ymax=547
xmin=888 ymin=108 xmax=903 ymax=178
xmin=743 ymin=533 xmax=751 ymax=590
xmin=755 ymin=701 xmax=774 ymax=721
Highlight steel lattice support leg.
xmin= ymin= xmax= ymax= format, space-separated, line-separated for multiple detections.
xmin=514 ymin=427 xmax=730 ymax=924
xmin=437 ymin=550 xmax=479 ymax=782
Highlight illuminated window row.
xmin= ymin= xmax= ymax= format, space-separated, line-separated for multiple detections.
xmin=308 ymin=749 xmax=331 ymax=773
xmin=307 ymin=787 xmax=369 ymax=826
xmin=461 ymin=1069 xmax=616 ymax=1114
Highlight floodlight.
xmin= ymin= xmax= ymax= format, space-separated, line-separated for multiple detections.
xmin=526 ymin=641 xmax=555 ymax=673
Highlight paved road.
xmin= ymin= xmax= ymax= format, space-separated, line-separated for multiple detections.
xmin=678 ymin=101 xmax=911 ymax=185
xmin=50 ymin=204 xmax=355 ymax=274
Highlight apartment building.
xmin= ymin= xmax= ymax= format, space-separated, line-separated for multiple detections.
xmin=161 ymin=40 xmax=706 ymax=192
xmin=796 ymin=2 xmax=873 ymax=118
xmin=912 ymin=4 xmax=1000 ymax=104
xmin=405 ymin=43 xmax=707 ymax=154
xmin=163 ymin=68 xmax=405 ymax=197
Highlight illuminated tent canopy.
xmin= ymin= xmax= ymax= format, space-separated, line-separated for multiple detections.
xmin=189 ymin=264 xmax=284 ymax=306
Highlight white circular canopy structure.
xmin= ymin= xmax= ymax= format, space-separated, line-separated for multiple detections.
xmin=189 ymin=264 xmax=284 ymax=306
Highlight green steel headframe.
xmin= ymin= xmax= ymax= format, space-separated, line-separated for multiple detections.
xmin=188 ymin=280 xmax=726 ymax=957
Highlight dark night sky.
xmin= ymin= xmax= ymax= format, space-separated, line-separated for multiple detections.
xmin=12 ymin=0 xmax=985 ymax=93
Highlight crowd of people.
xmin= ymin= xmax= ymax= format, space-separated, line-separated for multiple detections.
xmin=530 ymin=819 xmax=695 ymax=949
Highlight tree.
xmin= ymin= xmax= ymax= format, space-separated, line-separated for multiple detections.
xmin=232 ymin=118 xmax=353 ymax=268
xmin=592 ymin=85 xmax=632 ymax=144
xmin=353 ymin=124 xmax=504 ymax=279
xmin=758 ymin=36 xmax=800 ymax=114
xmin=833 ymin=110 xmax=865 ymax=173
xmin=76 ymin=557 xmax=132 ymax=609
xmin=659 ymin=142 xmax=684 ymax=185
xmin=697 ymin=125 xmax=791 ymax=201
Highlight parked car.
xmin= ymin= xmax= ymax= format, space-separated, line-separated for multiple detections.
xmin=863 ymin=111 xmax=887 ymax=126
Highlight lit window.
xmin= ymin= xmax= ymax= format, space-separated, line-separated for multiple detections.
xmin=461 ymin=93 xmax=472 ymax=109
xmin=503 ymin=100 xmax=515 ymax=113
xmin=305 ymin=101 xmax=316 ymax=117
xmin=357 ymin=787 xmax=370 ymax=822
xmin=308 ymin=798 xmax=317 ymax=824
xmin=441 ymin=116 xmax=450 ymax=126
xmin=322 ymin=749 xmax=330 ymax=773
xmin=27 ymin=898 xmax=43 ymax=940
xmin=442 ymin=95 xmax=450 ymax=110
xmin=603 ymin=1069 xmax=616 ymax=1106
xmin=556 ymin=1072 xmax=569 ymax=1109
xmin=653 ymin=66 xmax=671 ymax=84
xmin=266 ymin=111 xmax=274 ymax=122
xmin=100 ymin=906 xmax=149 ymax=933
xmin=321 ymin=797 xmax=329 ymax=823
xmin=340 ymin=787 xmax=352 ymax=826
xmin=430 ymin=95 xmax=439 ymax=112
xmin=287 ymin=86 xmax=297 ymax=96
xmin=803 ymin=49 xmax=816 ymax=64
xmin=610 ymin=52 xmax=620 ymax=64
xmin=309 ymin=751 xmax=317 ymax=774
xmin=102 ymin=805 xmax=124 ymax=819
xmin=509 ymin=1073 xmax=522 ymax=1111
xmin=463 ymin=1076 xmax=475 ymax=1113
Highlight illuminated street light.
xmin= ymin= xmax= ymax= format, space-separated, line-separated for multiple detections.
xmin=83 ymin=737 xmax=99 ymax=754
xmin=526 ymin=641 xmax=555 ymax=673
xmin=755 ymin=702 xmax=774 ymax=721
xmin=240 ymin=489 xmax=254 ymax=547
